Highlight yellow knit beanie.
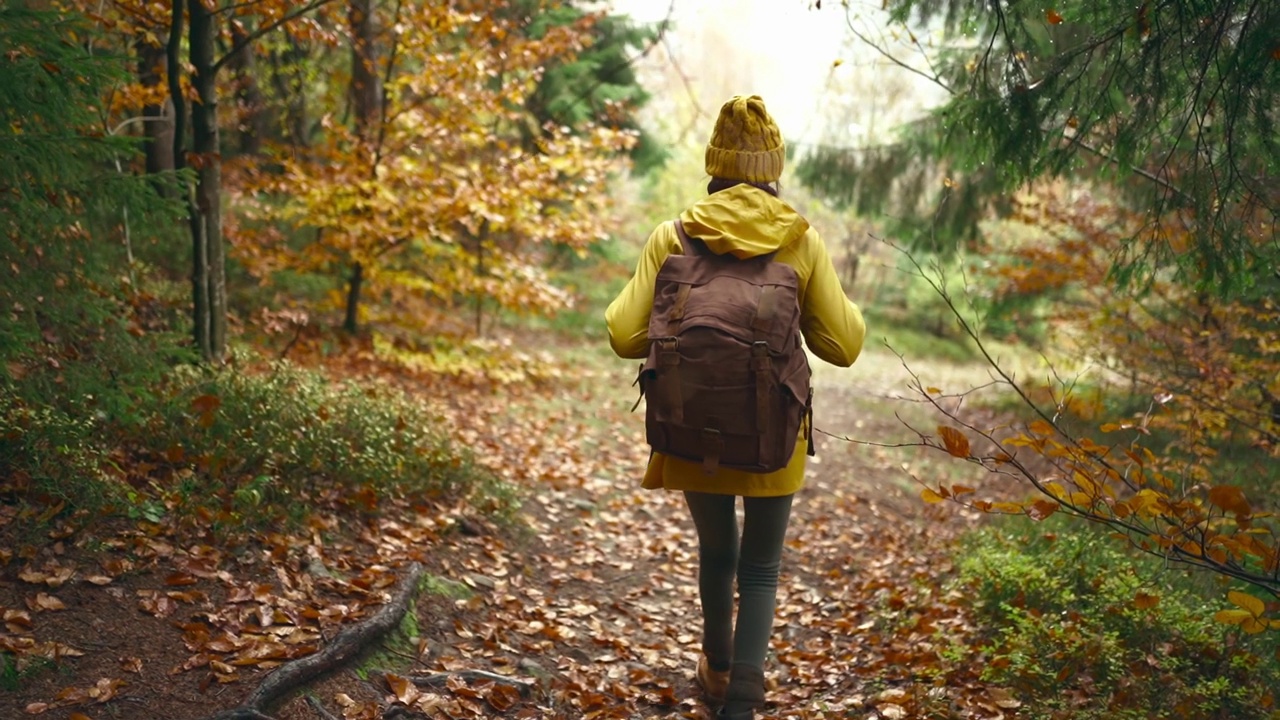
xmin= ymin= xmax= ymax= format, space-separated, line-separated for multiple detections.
xmin=704 ymin=95 xmax=785 ymax=183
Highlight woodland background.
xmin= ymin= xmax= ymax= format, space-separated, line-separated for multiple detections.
xmin=1 ymin=0 xmax=1278 ymax=718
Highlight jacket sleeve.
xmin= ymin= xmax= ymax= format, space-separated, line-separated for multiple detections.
xmin=799 ymin=230 xmax=866 ymax=367
xmin=605 ymin=224 xmax=675 ymax=359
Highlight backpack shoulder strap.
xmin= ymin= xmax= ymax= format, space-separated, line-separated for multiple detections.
xmin=673 ymin=219 xmax=705 ymax=257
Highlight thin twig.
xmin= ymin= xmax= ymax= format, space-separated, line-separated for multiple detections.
xmin=843 ymin=14 xmax=953 ymax=94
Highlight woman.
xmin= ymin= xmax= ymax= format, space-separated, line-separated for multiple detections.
xmin=605 ymin=95 xmax=865 ymax=719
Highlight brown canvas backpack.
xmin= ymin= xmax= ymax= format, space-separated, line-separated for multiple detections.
xmin=635 ymin=220 xmax=813 ymax=475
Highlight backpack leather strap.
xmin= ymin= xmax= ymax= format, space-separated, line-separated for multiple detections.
xmin=751 ymin=286 xmax=778 ymax=444
xmin=656 ymin=337 xmax=684 ymax=424
xmin=673 ymin=220 xmax=705 ymax=256
xmin=805 ymin=388 xmax=816 ymax=457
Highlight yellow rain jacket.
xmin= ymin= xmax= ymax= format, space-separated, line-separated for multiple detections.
xmin=606 ymin=184 xmax=866 ymax=497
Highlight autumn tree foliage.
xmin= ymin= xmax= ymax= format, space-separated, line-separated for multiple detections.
xmin=58 ymin=0 xmax=644 ymax=356
xmin=797 ymin=0 xmax=1280 ymax=620
xmin=229 ymin=1 xmax=637 ymax=339
xmin=912 ymin=185 xmax=1279 ymax=603
xmin=799 ymin=0 xmax=1278 ymax=287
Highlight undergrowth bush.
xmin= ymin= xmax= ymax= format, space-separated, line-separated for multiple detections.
xmin=148 ymin=361 xmax=507 ymax=527
xmin=1 ymin=357 xmax=510 ymax=537
xmin=954 ymin=515 xmax=1280 ymax=720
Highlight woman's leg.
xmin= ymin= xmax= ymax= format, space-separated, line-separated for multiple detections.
xmin=683 ymin=491 xmax=738 ymax=670
xmin=724 ymin=493 xmax=794 ymax=716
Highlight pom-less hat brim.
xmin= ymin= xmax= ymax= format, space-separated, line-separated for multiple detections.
xmin=705 ymin=144 xmax=785 ymax=184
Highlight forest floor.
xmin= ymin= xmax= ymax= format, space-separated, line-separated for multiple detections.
xmin=0 ymin=337 xmax=1030 ymax=720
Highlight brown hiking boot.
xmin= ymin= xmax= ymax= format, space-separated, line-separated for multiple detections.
xmin=696 ymin=655 xmax=731 ymax=703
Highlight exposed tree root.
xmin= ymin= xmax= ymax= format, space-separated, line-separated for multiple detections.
xmin=198 ymin=562 xmax=427 ymax=720
xmin=305 ymin=694 xmax=343 ymax=720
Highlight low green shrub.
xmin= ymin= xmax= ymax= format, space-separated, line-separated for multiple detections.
xmin=954 ymin=516 xmax=1280 ymax=720
xmin=146 ymin=361 xmax=501 ymax=527
xmin=0 ymin=392 xmax=124 ymax=510
xmin=1 ymin=355 xmax=509 ymax=537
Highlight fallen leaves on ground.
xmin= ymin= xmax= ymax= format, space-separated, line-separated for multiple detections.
xmin=0 ymin=342 xmax=1012 ymax=718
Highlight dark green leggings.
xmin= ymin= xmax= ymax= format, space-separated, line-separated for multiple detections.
xmin=683 ymin=491 xmax=795 ymax=673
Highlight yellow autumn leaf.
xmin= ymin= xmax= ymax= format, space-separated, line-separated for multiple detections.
xmin=1215 ymin=608 xmax=1254 ymax=625
xmin=1228 ymin=590 xmax=1265 ymax=616
xmin=921 ymin=488 xmax=945 ymax=504
xmin=1073 ymin=471 xmax=1101 ymax=498
xmin=1241 ymin=617 xmax=1269 ymax=635
xmin=1129 ymin=489 xmax=1164 ymax=516
xmin=1028 ymin=419 xmax=1056 ymax=436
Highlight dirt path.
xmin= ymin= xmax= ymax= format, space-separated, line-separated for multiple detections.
xmin=341 ymin=344 xmax=1005 ymax=719
xmin=0 ymin=343 xmax=1011 ymax=719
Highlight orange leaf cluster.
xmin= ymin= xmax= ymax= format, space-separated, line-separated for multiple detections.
xmin=934 ymin=184 xmax=1280 ymax=606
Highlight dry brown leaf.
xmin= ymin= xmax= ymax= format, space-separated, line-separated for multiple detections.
xmin=877 ymin=703 xmax=907 ymax=719
xmin=385 ymin=672 xmax=421 ymax=705
xmin=29 ymin=593 xmax=67 ymax=612
xmin=988 ymin=687 xmax=1022 ymax=709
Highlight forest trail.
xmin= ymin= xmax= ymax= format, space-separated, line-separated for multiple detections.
xmin=0 ymin=341 xmax=1014 ymax=720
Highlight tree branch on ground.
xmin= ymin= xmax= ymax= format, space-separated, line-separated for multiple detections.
xmin=195 ymin=562 xmax=427 ymax=720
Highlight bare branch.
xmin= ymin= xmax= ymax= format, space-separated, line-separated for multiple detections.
xmin=843 ymin=11 xmax=953 ymax=94
xmin=211 ymin=0 xmax=336 ymax=74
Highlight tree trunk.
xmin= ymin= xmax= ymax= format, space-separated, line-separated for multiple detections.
xmin=348 ymin=0 xmax=379 ymax=141
xmin=342 ymin=0 xmax=378 ymax=334
xmin=228 ymin=22 xmax=267 ymax=156
xmin=269 ymin=37 xmax=310 ymax=149
xmin=188 ymin=0 xmax=227 ymax=362
xmin=344 ymin=262 xmax=363 ymax=334
xmin=137 ymin=39 xmax=174 ymax=182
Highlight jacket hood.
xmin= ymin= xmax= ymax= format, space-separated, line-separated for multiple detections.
xmin=677 ymin=184 xmax=810 ymax=259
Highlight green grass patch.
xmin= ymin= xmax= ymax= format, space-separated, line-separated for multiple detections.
xmin=951 ymin=515 xmax=1280 ymax=720
xmin=862 ymin=306 xmax=980 ymax=364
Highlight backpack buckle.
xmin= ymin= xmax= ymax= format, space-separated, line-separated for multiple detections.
xmin=658 ymin=337 xmax=680 ymax=369
xmin=751 ymin=341 xmax=769 ymax=356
